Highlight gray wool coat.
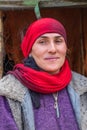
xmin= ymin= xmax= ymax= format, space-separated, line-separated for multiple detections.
xmin=0 ymin=71 xmax=87 ymax=130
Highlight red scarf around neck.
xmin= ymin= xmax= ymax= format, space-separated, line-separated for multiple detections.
xmin=9 ymin=59 xmax=72 ymax=94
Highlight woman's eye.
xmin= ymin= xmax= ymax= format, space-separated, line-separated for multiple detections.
xmin=39 ymin=41 xmax=45 ymax=44
xmin=55 ymin=39 xmax=63 ymax=43
xmin=55 ymin=40 xmax=61 ymax=43
xmin=38 ymin=39 xmax=47 ymax=44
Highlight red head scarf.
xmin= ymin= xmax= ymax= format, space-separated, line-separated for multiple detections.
xmin=21 ymin=18 xmax=67 ymax=57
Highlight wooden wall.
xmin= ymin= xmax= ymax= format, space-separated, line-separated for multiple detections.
xmin=3 ymin=7 xmax=87 ymax=76
xmin=83 ymin=8 xmax=87 ymax=76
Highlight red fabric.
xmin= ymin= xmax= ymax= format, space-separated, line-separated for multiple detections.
xmin=10 ymin=59 xmax=72 ymax=94
xmin=21 ymin=18 xmax=67 ymax=58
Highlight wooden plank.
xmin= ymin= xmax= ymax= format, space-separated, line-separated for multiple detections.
xmin=0 ymin=11 xmax=4 ymax=78
xmin=83 ymin=8 xmax=87 ymax=76
xmin=0 ymin=0 xmax=23 ymax=2
xmin=39 ymin=1 xmax=87 ymax=8
xmin=0 ymin=0 xmax=87 ymax=9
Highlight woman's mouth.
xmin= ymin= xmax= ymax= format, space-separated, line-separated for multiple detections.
xmin=44 ymin=57 xmax=59 ymax=61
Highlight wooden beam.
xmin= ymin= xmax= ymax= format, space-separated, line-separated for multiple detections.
xmin=0 ymin=0 xmax=87 ymax=10
xmin=39 ymin=1 xmax=87 ymax=8
xmin=0 ymin=11 xmax=4 ymax=78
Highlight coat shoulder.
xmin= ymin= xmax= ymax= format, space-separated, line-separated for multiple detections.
xmin=0 ymin=74 xmax=27 ymax=102
xmin=69 ymin=71 xmax=87 ymax=95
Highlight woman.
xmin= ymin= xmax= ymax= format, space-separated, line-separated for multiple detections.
xmin=0 ymin=18 xmax=87 ymax=130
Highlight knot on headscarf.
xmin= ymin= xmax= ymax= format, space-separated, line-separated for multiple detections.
xmin=21 ymin=18 xmax=67 ymax=57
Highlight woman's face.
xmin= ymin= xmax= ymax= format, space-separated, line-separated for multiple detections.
xmin=31 ymin=33 xmax=67 ymax=74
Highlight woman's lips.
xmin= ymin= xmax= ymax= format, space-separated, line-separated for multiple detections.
xmin=44 ymin=57 xmax=59 ymax=61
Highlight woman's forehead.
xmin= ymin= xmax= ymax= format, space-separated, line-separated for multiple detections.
xmin=38 ymin=33 xmax=62 ymax=39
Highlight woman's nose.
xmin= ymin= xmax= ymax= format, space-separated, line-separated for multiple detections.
xmin=48 ymin=42 xmax=56 ymax=53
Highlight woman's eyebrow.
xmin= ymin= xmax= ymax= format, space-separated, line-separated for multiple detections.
xmin=39 ymin=35 xmax=62 ymax=39
xmin=39 ymin=36 xmax=48 ymax=39
xmin=54 ymin=36 xmax=62 ymax=38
